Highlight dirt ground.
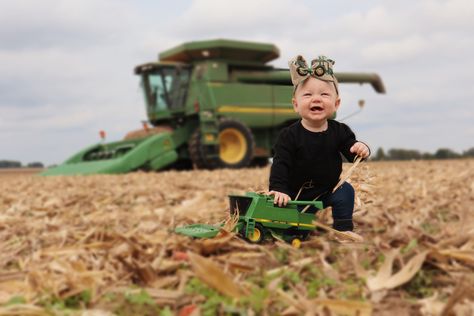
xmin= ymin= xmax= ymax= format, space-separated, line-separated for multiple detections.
xmin=0 ymin=168 xmax=42 ymax=178
xmin=0 ymin=160 xmax=473 ymax=315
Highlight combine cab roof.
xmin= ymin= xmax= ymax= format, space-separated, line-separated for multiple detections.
xmin=159 ymin=39 xmax=280 ymax=64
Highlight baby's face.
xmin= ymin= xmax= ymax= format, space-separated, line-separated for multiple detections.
xmin=292 ymin=77 xmax=340 ymax=125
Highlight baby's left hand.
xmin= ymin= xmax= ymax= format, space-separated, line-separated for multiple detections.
xmin=350 ymin=142 xmax=370 ymax=158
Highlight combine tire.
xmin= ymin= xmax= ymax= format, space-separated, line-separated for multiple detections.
xmin=250 ymin=157 xmax=269 ymax=167
xmin=188 ymin=128 xmax=217 ymax=169
xmin=217 ymin=118 xmax=254 ymax=168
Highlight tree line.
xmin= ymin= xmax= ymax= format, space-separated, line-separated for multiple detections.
xmin=1 ymin=147 xmax=473 ymax=168
xmin=371 ymin=147 xmax=474 ymax=161
xmin=0 ymin=160 xmax=44 ymax=168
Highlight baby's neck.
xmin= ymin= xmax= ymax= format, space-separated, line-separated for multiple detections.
xmin=301 ymin=119 xmax=328 ymax=132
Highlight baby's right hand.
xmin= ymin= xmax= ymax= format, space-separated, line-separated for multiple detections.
xmin=268 ymin=190 xmax=291 ymax=207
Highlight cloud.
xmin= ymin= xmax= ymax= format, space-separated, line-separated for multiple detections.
xmin=0 ymin=0 xmax=143 ymax=50
xmin=172 ymin=0 xmax=311 ymax=39
xmin=422 ymin=0 xmax=474 ymax=30
xmin=360 ymin=35 xmax=429 ymax=63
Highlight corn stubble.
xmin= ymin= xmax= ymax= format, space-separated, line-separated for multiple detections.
xmin=0 ymin=160 xmax=473 ymax=315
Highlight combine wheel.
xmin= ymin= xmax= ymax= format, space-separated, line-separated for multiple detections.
xmin=188 ymin=128 xmax=221 ymax=169
xmin=188 ymin=129 xmax=208 ymax=169
xmin=218 ymin=118 xmax=254 ymax=168
xmin=246 ymin=223 xmax=265 ymax=244
xmin=250 ymin=157 xmax=269 ymax=167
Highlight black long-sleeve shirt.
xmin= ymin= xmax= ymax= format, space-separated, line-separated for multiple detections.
xmin=269 ymin=120 xmax=365 ymax=200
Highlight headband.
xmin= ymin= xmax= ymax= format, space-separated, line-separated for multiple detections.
xmin=288 ymin=55 xmax=339 ymax=94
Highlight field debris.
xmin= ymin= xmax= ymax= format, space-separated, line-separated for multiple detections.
xmin=0 ymin=160 xmax=473 ymax=315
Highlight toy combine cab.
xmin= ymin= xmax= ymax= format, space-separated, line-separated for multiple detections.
xmin=175 ymin=192 xmax=323 ymax=247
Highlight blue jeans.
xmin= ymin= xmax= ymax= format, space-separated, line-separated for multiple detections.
xmin=320 ymin=182 xmax=354 ymax=231
xmin=299 ymin=182 xmax=354 ymax=231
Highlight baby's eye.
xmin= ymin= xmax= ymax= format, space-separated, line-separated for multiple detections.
xmin=321 ymin=92 xmax=330 ymax=96
xmin=303 ymin=93 xmax=312 ymax=97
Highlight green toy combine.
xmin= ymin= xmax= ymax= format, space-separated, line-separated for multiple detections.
xmin=175 ymin=192 xmax=323 ymax=247
xmin=42 ymin=39 xmax=385 ymax=176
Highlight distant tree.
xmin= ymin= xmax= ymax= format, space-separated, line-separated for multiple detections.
xmin=369 ymin=147 xmax=472 ymax=161
xmin=421 ymin=152 xmax=434 ymax=160
xmin=27 ymin=162 xmax=44 ymax=168
xmin=388 ymin=148 xmax=422 ymax=160
xmin=374 ymin=148 xmax=386 ymax=161
xmin=462 ymin=147 xmax=474 ymax=158
xmin=0 ymin=160 xmax=22 ymax=168
xmin=434 ymin=148 xmax=460 ymax=159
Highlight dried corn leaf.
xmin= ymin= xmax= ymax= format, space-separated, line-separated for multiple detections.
xmin=437 ymin=249 xmax=474 ymax=267
xmin=0 ymin=304 xmax=49 ymax=316
xmin=312 ymin=299 xmax=372 ymax=316
xmin=367 ymin=250 xmax=428 ymax=292
xmin=187 ymin=251 xmax=244 ymax=299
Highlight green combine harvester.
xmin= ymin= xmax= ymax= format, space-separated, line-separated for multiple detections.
xmin=42 ymin=39 xmax=385 ymax=176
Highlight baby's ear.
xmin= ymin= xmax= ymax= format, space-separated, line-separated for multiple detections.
xmin=292 ymin=97 xmax=299 ymax=112
xmin=334 ymin=97 xmax=341 ymax=111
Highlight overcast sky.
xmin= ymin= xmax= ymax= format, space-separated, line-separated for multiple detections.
xmin=1 ymin=0 xmax=473 ymax=165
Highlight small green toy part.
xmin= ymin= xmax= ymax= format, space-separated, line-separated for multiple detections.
xmin=174 ymin=223 xmax=223 ymax=239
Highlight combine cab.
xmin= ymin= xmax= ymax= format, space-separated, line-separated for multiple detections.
xmin=42 ymin=39 xmax=385 ymax=176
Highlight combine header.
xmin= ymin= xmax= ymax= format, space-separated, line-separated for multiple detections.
xmin=42 ymin=39 xmax=385 ymax=176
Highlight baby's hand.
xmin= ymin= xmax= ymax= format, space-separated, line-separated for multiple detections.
xmin=268 ymin=190 xmax=291 ymax=207
xmin=350 ymin=142 xmax=370 ymax=158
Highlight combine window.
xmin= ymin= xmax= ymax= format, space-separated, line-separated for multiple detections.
xmin=145 ymin=66 xmax=191 ymax=112
xmin=229 ymin=196 xmax=253 ymax=216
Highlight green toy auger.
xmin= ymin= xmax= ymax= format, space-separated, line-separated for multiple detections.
xmin=175 ymin=192 xmax=323 ymax=247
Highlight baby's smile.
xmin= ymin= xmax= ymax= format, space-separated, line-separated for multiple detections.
xmin=310 ymin=105 xmax=324 ymax=112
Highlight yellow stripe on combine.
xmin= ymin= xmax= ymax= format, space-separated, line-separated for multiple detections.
xmin=254 ymin=218 xmax=315 ymax=228
xmin=217 ymin=105 xmax=295 ymax=114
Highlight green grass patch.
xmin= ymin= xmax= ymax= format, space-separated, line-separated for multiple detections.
xmin=4 ymin=296 xmax=27 ymax=306
xmin=401 ymin=239 xmax=418 ymax=254
xmin=403 ymin=269 xmax=436 ymax=298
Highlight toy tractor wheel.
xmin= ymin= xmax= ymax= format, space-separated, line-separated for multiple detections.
xmin=291 ymin=238 xmax=302 ymax=249
xmin=218 ymin=118 xmax=254 ymax=168
xmin=246 ymin=223 xmax=265 ymax=243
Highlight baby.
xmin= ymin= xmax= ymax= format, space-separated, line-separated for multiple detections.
xmin=269 ymin=55 xmax=370 ymax=231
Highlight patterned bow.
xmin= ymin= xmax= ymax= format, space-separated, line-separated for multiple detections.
xmin=288 ymin=55 xmax=338 ymax=94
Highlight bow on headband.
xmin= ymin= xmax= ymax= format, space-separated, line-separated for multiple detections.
xmin=288 ymin=55 xmax=339 ymax=94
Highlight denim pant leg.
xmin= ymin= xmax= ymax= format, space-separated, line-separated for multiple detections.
xmin=321 ymin=182 xmax=355 ymax=231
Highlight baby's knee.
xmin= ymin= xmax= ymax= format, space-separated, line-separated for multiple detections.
xmin=341 ymin=182 xmax=355 ymax=197
xmin=333 ymin=182 xmax=355 ymax=204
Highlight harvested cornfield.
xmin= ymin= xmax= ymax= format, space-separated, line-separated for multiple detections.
xmin=0 ymin=160 xmax=473 ymax=315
